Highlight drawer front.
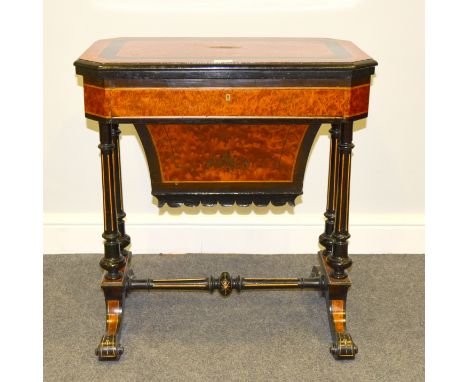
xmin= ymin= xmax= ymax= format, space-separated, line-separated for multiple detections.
xmin=83 ymin=85 xmax=370 ymax=119
xmin=147 ymin=123 xmax=309 ymax=182
xmin=134 ymin=122 xmax=321 ymax=207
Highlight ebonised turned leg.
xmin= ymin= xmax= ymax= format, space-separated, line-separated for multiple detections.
xmin=96 ymin=121 xmax=127 ymax=361
xmin=111 ymin=123 xmax=131 ymax=257
xmin=98 ymin=121 xmax=126 ymax=280
xmin=319 ymin=123 xmax=340 ymax=258
xmin=320 ymin=120 xmax=357 ymax=359
xmin=327 ymin=121 xmax=354 ymax=279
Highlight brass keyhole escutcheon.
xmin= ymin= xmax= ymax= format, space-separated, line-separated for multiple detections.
xmin=225 ymin=94 xmax=231 ymax=102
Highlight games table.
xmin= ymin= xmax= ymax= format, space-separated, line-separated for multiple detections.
xmin=74 ymin=37 xmax=377 ymax=360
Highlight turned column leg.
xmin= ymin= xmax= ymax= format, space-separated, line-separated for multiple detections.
xmin=327 ymin=121 xmax=354 ymax=279
xmin=319 ymin=120 xmax=357 ymax=359
xmin=96 ymin=121 xmax=127 ymax=361
xmin=111 ymin=123 xmax=131 ymax=257
xmin=98 ymin=121 xmax=126 ymax=280
xmin=319 ymin=123 xmax=340 ymax=257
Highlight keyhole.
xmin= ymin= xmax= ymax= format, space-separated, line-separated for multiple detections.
xmin=225 ymin=94 xmax=231 ymax=102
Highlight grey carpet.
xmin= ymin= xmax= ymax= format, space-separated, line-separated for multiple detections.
xmin=44 ymin=253 xmax=424 ymax=382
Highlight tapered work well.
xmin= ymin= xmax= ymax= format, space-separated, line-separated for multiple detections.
xmin=74 ymin=37 xmax=377 ymax=361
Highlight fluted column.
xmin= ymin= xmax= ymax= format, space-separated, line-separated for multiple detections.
xmin=98 ymin=121 xmax=126 ymax=280
xmin=327 ymin=121 xmax=354 ymax=279
xmin=319 ymin=123 xmax=340 ymax=257
xmin=111 ymin=124 xmax=131 ymax=256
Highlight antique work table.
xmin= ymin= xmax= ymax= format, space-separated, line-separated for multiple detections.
xmin=74 ymin=37 xmax=377 ymax=361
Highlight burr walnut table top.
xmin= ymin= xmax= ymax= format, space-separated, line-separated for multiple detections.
xmin=76 ymin=37 xmax=375 ymax=67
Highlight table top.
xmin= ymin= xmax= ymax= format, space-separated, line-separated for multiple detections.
xmin=77 ymin=37 xmax=376 ymax=68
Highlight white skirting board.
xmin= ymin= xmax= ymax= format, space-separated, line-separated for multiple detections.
xmin=43 ymin=213 xmax=424 ymax=254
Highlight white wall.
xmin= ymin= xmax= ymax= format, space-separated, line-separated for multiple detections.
xmin=44 ymin=0 xmax=424 ymax=254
